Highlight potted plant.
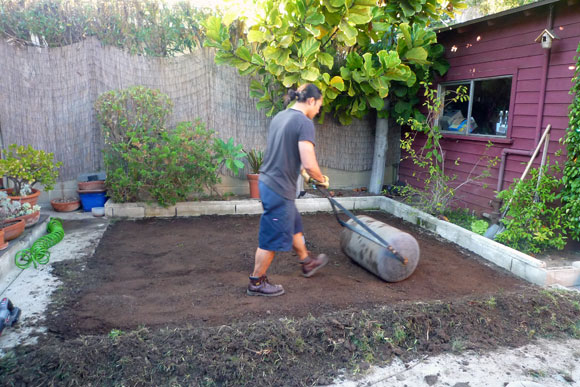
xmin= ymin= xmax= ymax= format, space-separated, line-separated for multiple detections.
xmin=51 ymin=198 xmax=81 ymax=212
xmin=0 ymin=192 xmax=25 ymax=241
xmin=8 ymin=201 xmax=41 ymax=228
xmin=244 ymin=149 xmax=264 ymax=199
xmin=0 ymin=196 xmax=9 ymax=250
xmin=0 ymin=144 xmax=62 ymax=206
xmin=50 ymin=182 xmax=81 ymax=212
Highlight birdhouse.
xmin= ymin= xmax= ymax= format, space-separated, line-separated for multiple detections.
xmin=535 ymin=29 xmax=559 ymax=49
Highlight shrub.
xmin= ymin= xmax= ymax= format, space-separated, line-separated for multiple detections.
xmin=142 ymin=121 xmax=221 ymax=206
xmin=495 ymin=161 xmax=569 ymax=254
xmin=96 ymin=86 xmax=243 ymax=206
xmin=0 ymin=0 xmax=213 ymax=56
xmin=559 ymin=41 xmax=580 ymax=241
xmin=95 ymin=85 xmax=173 ymax=146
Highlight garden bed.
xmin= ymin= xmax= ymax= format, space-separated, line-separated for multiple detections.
xmin=47 ymin=211 xmax=526 ymax=336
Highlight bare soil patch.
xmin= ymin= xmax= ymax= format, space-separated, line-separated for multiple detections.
xmin=49 ymin=211 xmax=525 ymax=336
xmin=1 ymin=211 xmax=579 ymax=386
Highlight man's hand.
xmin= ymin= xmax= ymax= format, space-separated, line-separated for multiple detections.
xmin=317 ymin=175 xmax=330 ymax=189
xmin=301 ymin=169 xmax=329 ymax=189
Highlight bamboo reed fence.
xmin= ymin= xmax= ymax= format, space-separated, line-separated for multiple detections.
xmin=0 ymin=37 xmax=383 ymax=181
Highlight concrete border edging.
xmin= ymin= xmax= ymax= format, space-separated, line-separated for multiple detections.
xmin=105 ymin=196 xmax=579 ymax=287
xmin=0 ymin=217 xmax=50 ymax=285
xmin=379 ymin=197 xmax=578 ymax=287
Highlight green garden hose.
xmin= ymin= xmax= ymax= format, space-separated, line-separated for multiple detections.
xmin=14 ymin=218 xmax=65 ymax=269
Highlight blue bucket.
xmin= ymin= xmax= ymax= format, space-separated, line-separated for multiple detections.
xmin=78 ymin=191 xmax=107 ymax=212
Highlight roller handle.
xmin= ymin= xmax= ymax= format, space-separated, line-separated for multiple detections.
xmin=315 ymin=186 xmax=408 ymax=265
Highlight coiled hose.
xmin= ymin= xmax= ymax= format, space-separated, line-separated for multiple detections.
xmin=14 ymin=218 xmax=65 ymax=269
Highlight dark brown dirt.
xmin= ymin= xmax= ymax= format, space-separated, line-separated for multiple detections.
xmin=2 ymin=211 xmax=580 ymax=386
xmin=47 ymin=211 xmax=527 ymax=337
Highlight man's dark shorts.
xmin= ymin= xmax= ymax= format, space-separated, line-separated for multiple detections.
xmin=258 ymin=181 xmax=304 ymax=251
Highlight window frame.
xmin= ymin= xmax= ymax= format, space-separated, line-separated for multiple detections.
xmin=437 ymin=74 xmax=516 ymax=143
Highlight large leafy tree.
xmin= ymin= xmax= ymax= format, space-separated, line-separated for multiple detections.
xmin=204 ymin=0 xmax=466 ymax=192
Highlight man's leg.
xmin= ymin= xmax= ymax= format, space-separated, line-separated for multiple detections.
xmin=293 ymin=232 xmax=309 ymax=261
xmin=248 ymin=247 xmax=284 ymax=296
xmin=252 ymin=248 xmax=276 ymax=277
xmin=293 ymin=233 xmax=329 ymax=278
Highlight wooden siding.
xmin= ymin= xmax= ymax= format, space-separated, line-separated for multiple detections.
xmin=400 ymin=0 xmax=579 ymax=213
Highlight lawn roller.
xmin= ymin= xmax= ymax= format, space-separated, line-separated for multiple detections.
xmin=314 ymin=186 xmax=420 ymax=282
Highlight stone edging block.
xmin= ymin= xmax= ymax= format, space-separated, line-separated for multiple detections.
xmin=378 ymin=197 xmax=569 ymax=287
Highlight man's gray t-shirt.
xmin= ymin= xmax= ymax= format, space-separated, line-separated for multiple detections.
xmin=259 ymin=109 xmax=316 ymax=200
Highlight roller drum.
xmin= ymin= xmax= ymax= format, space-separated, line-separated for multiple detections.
xmin=340 ymin=215 xmax=420 ymax=282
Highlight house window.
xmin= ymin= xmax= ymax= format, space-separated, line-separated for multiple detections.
xmin=438 ymin=76 xmax=512 ymax=138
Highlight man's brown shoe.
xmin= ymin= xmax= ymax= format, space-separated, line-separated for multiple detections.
xmin=300 ymin=254 xmax=329 ymax=278
xmin=247 ymin=275 xmax=285 ymax=297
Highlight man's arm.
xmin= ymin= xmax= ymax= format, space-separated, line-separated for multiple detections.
xmin=298 ymin=141 xmax=325 ymax=182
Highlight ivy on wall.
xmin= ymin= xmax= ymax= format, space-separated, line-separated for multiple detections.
xmin=560 ymin=41 xmax=580 ymax=241
xmin=0 ymin=0 xmax=214 ymax=56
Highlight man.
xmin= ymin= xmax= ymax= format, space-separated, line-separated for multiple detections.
xmin=247 ymin=84 xmax=330 ymax=297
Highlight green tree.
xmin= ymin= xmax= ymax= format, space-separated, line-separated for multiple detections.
xmin=204 ymin=0 xmax=466 ymax=193
xmin=465 ymin=0 xmax=535 ymax=16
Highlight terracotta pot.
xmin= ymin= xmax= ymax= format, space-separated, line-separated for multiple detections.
xmin=2 ymin=218 xmax=25 ymax=241
xmin=10 ymin=210 xmax=40 ymax=228
xmin=247 ymin=174 xmax=260 ymax=199
xmin=78 ymin=180 xmax=106 ymax=191
xmin=0 ymin=229 xmax=8 ymax=250
xmin=51 ymin=198 xmax=81 ymax=212
xmin=2 ymin=188 xmax=41 ymax=206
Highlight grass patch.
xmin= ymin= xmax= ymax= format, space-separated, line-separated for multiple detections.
xmin=1 ymin=289 xmax=580 ymax=386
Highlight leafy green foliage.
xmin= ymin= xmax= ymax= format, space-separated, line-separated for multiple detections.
xmin=559 ymin=41 xmax=580 ymax=241
xmin=399 ymin=82 xmax=498 ymax=215
xmin=95 ymin=86 xmax=173 ymax=146
xmin=443 ymin=208 xmax=481 ymax=229
xmin=95 ymin=86 xmax=239 ymax=206
xmin=0 ymin=144 xmax=62 ymax=196
xmin=470 ymin=219 xmax=489 ymax=235
xmin=213 ymin=138 xmax=246 ymax=176
xmin=203 ymin=0 xmax=466 ymax=124
xmin=496 ymin=161 xmax=569 ymax=254
xmin=0 ymin=0 xmax=213 ymax=56
xmin=244 ymin=149 xmax=264 ymax=174
xmin=465 ymin=0 xmax=536 ymax=17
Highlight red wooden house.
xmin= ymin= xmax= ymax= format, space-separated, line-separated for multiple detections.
xmin=399 ymin=0 xmax=580 ymax=214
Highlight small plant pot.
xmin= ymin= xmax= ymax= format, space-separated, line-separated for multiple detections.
xmin=1 ymin=218 xmax=25 ymax=241
xmin=51 ymin=198 xmax=81 ymax=212
xmin=1 ymin=188 xmax=41 ymax=206
xmin=10 ymin=210 xmax=40 ymax=228
xmin=0 ymin=229 xmax=8 ymax=250
xmin=78 ymin=180 xmax=105 ymax=191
